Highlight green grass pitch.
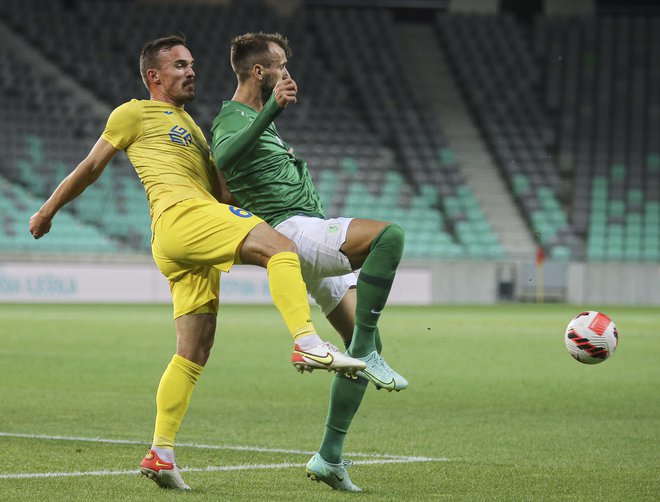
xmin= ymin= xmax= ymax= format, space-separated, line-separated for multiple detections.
xmin=0 ymin=303 xmax=658 ymax=501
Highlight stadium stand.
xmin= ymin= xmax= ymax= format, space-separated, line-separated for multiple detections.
xmin=312 ymin=6 xmax=503 ymax=258
xmin=534 ymin=15 xmax=660 ymax=261
xmin=437 ymin=11 xmax=660 ymax=262
xmin=0 ymin=1 xmax=657 ymax=263
xmin=436 ymin=13 xmax=580 ymax=261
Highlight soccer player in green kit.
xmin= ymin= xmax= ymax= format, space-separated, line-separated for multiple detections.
xmin=211 ymin=32 xmax=407 ymax=492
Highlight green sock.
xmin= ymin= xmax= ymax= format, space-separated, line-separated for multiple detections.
xmin=318 ymin=374 xmax=369 ymax=464
xmin=318 ymin=329 xmax=382 ymax=464
xmin=348 ymin=224 xmax=404 ymax=358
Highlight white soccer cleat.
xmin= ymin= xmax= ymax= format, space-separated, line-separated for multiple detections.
xmin=140 ymin=449 xmax=190 ymax=491
xmin=292 ymin=341 xmax=366 ymax=375
xmin=306 ymin=453 xmax=362 ymax=492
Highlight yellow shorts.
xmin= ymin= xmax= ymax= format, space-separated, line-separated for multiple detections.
xmin=151 ymin=198 xmax=263 ymax=319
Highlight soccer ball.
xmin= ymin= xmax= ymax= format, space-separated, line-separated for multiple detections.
xmin=564 ymin=311 xmax=618 ymax=364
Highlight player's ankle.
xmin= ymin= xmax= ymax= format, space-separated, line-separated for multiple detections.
xmin=151 ymin=446 xmax=174 ymax=463
xmin=295 ymin=333 xmax=324 ymax=350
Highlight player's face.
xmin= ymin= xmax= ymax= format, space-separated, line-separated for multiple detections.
xmin=260 ymin=43 xmax=289 ymax=103
xmin=156 ymin=45 xmax=196 ymax=105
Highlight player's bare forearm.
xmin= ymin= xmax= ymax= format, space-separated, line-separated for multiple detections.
xmin=29 ymin=137 xmax=117 ymax=238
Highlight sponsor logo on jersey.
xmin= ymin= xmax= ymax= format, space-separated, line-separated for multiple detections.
xmin=169 ymin=125 xmax=193 ymax=146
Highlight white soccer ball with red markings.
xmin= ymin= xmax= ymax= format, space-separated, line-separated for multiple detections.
xmin=564 ymin=311 xmax=618 ymax=364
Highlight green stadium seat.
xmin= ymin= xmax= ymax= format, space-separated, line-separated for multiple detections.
xmin=611 ymin=163 xmax=626 ymax=181
xmin=608 ymin=200 xmax=625 ymax=217
xmin=592 ymin=176 xmax=608 ymax=188
xmin=512 ymin=174 xmax=530 ymax=195
xmin=642 ymin=247 xmax=660 ymax=262
xmin=587 ymin=245 xmax=605 ymax=261
xmin=627 ymin=189 xmax=644 ymax=205
xmin=419 ymin=184 xmax=439 ymax=205
xmin=340 ymin=157 xmax=359 ymax=174
xmin=624 ymin=247 xmax=642 ymax=261
xmin=550 ymin=245 xmax=571 ymax=261
xmin=438 ymin=147 xmax=456 ymax=167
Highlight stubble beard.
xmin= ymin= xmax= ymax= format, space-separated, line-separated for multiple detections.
xmin=261 ymin=76 xmax=277 ymax=106
xmin=180 ymin=81 xmax=196 ymax=104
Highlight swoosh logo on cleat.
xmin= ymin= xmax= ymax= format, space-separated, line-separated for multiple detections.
xmin=155 ymin=460 xmax=171 ymax=468
xmin=363 ymin=370 xmax=394 ymax=388
xmin=333 ymin=472 xmax=344 ymax=482
xmin=295 ymin=350 xmax=333 ymax=365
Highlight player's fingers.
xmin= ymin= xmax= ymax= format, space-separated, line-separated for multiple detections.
xmin=29 ymin=214 xmax=50 ymax=239
xmin=280 ymin=82 xmax=297 ymax=95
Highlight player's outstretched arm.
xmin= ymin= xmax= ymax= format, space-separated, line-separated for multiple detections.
xmin=29 ymin=137 xmax=118 ymax=239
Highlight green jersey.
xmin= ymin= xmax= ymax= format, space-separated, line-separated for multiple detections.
xmin=211 ymin=95 xmax=325 ymax=227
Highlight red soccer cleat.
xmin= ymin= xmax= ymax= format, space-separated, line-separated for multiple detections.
xmin=140 ymin=449 xmax=190 ymax=491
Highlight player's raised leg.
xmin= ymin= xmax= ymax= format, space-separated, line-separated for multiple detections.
xmin=239 ymin=222 xmax=365 ymax=374
xmin=342 ymin=219 xmax=408 ymax=391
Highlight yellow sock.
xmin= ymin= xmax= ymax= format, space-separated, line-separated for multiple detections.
xmin=267 ymin=251 xmax=316 ymax=341
xmin=152 ymin=354 xmax=203 ymax=449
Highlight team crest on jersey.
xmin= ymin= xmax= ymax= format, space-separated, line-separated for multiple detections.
xmin=169 ymin=125 xmax=193 ymax=146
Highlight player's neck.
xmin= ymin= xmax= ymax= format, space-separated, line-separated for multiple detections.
xmin=149 ymin=90 xmax=184 ymax=108
xmin=232 ymin=84 xmax=264 ymax=112
xmin=150 ymin=97 xmax=184 ymax=109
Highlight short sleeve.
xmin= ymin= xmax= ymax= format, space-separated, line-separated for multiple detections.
xmin=101 ymin=100 xmax=142 ymax=151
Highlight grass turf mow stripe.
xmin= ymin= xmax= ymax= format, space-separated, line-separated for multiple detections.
xmin=0 ymin=431 xmax=449 ymax=480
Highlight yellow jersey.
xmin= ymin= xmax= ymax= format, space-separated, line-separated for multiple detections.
xmin=101 ymin=99 xmax=219 ymax=229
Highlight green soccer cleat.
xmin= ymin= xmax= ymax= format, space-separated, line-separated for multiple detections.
xmin=355 ymin=351 xmax=408 ymax=391
xmin=306 ymin=453 xmax=362 ymax=492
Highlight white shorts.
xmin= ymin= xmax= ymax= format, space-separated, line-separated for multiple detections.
xmin=275 ymin=215 xmax=357 ymax=315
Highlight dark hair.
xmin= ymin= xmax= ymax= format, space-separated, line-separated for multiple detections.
xmin=139 ymin=35 xmax=186 ymax=89
xmin=230 ymin=32 xmax=291 ymax=82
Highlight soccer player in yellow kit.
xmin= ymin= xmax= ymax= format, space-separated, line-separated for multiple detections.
xmin=28 ymin=35 xmax=364 ymax=491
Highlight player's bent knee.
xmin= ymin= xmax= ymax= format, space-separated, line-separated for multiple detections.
xmin=240 ymin=223 xmax=298 ymax=266
xmin=375 ymin=223 xmax=405 ymax=253
xmin=276 ymin=234 xmax=298 ymax=255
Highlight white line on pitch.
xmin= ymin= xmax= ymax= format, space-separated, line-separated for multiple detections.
xmin=0 ymin=432 xmax=444 ymax=461
xmin=0 ymin=457 xmax=447 ymax=480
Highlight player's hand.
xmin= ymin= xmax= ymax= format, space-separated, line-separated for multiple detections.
xmin=274 ymin=76 xmax=297 ymax=108
xmin=29 ymin=211 xmax=52 ymax=239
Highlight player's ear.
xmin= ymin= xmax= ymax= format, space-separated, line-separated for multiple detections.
xmin=253 ymin=64 xmax=264 ymax=81
xmin=147 ymin=68 xmax=160 ymax=85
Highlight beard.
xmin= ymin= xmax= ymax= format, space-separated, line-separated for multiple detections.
xmin=260 ymin=74 xmax=278 ymax=105
xmin=179 ymin=80 xmax=196 ymax=103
